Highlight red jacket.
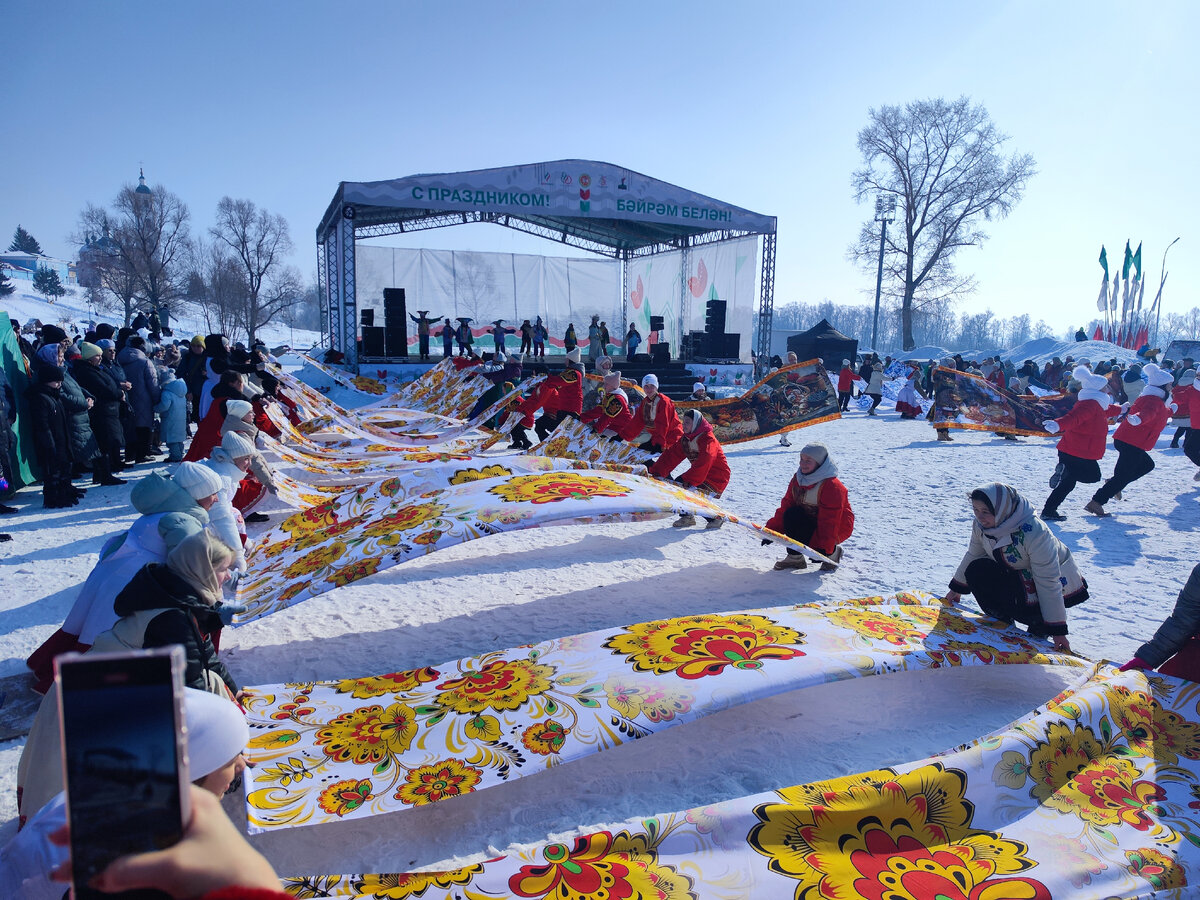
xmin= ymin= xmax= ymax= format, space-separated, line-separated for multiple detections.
xmin=649 ymin=419 xmax=731 ymax=494
xmin=581 ymin=391 xmax=634 ymax=436
xmin=837 ymin=367 xmax=855 ymax=392
xmin=1052 ymin=397 xmax=1121 ymax=460
xmin=765 ymin=475 xmax=854 ymax=556
xmin=1172 ymin=382 xmax=1198 ymax=421
xmin=543 ymin=368 xmax=583 ymax=416
xmin=1113 ymin=391 xmax=1172 ymax=451
xmin=516 ymin=381 xmax=557 ymax=427
xmin=622 ymin=392 xmax=683 ymax=446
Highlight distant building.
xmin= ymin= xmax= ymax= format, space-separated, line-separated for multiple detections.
xmin=0 ymin=252 xmax=76 ymax=285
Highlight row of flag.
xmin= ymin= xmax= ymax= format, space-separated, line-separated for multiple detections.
xmin=1095 ymin=241 xmax=1157 ymax=349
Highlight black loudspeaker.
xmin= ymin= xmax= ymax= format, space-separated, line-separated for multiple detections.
xmin=714 ymin=333 xmax=740 ymax=358
xmin=651 ymin=342 xmax=670 ymax=363
xmin=704 ymin=299 xmax=726 ymax=335
xmin=385 ymin=327 xmax=409 ymax=358
xmin=360 ymin=308 xmax=374 ymax=327
xmin=649 ymin=315 xmax=665 ymax=332
xmin=383 ymin=287 xmax=406 ymax=309
xmin=361 ymin=326 xmax=384 ymax=356
xmin=687 ymin=331 xmax=708 ymax=359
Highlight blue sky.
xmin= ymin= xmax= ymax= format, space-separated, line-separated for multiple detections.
xmin=3 ymin=0 xmax=1195 ymax=333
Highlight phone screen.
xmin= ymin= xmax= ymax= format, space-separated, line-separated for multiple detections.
xmin=57 ymin=649 xmax=189 ymax=894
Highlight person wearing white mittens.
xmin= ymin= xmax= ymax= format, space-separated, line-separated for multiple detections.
xmin=1087 ymin=363 xmax=1176 ymax=516
xmin=1040 ymin=366 xmax=1122 ymax=521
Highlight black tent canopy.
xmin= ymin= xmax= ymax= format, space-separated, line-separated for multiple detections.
xmin=786 ymin=319 xmax=858 ymax=368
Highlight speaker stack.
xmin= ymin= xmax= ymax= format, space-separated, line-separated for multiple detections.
xmin=700 ymin=299 xmax=740 ymax=359
xmin=383 ymin=288 xmax=408 ymax=358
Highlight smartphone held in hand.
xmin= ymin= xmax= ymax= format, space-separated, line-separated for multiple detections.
xmin=56 ymin=647 xmax=191 ymax=898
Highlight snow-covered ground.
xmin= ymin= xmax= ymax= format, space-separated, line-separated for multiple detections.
xmin=1 ymin=349 xmax=1197 ymax=878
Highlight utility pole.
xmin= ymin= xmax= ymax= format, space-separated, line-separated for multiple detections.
xmin=871 ymin=195 xmax=896 ymax=352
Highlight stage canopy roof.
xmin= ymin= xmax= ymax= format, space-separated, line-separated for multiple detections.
xmin=317 ymin=160 xmax=776 ymax=258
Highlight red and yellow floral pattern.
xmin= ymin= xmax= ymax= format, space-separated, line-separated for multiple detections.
xmin=394 ymin=759 xmax=481 ymax=806
xmin=488 ymin=472 xmax=631 ymax=505
xmin=317 ymin=778 xmax=373 ymax=817
xmin=521 ymin=719 xmax=569 ymax=755
xmin=334 ymin=667 xmax=440 ymax=699
xmin=435 ymin=659 xmax=556 ymax=714
xmin=314 ymin=702 xmax=418 ymax=765
xmin=282 ymin=541 xmax=347 ymax=579
xmin=605 ymin=613 xmax=804 ymax=679
xmin=749 ymin=764 xmax=1050 ymax=900
xmin=448 ymin=464 xmax=513 ymax=485
xmin=508 ymin=831 xmax=694 ymax=900
xmin=360 ymin=503 xmax=446 ymax=538
xmin=347 ymin=866 xmax=483 ymax=899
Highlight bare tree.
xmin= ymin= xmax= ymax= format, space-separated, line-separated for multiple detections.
xmin=210 ymin=197 xmax=299 ymax=343
xmin=184 ymin=238 xmax=250 ymax=340
xmin=851 ymin=96 xmax=1036 ymax=350
xmin=75 ymin=207 xmax=141 ymax=325
xmin=454 ymin=251 xmax=497 ymax=323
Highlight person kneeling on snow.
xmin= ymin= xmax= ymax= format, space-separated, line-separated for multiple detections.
xmin=1121 ymin=563 xmax=1200 ymax=678
xmin=943 ymin=483 xmax=1086 ymax=652
xmin=580 ymin=370 xmax=634 ymax=440
xmin=1040 ymin=366 xmax=1122 ymax=521
xmin=650 ymin=408 xmax=730 ymax=530
xmin=764 ymin=442 xmax=853 ymax=572
xmin=623 ymin=373 xmax=681 ymax=454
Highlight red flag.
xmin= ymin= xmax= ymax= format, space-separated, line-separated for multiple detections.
xmin=1136 ymin=326 xmax=1149 ymax=349
xmin=1092 ymin=325 xmax=1103 ymax=341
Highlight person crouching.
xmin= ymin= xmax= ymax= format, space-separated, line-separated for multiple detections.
xmin=764 ymin=441 xmax=853 ymax=571
xmin=650 ymin=408 xmax=730 ymax=530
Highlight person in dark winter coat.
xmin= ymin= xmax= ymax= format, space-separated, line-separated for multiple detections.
xmin=59 ymin=349 xmax=101 ymax=474
xmin=1121 ymin=564 xmax=1200 ymax=677
xmin=765 ymin=441 xmax=854 ymax=571
xmin=176 ymin=335 xmax=208 ymax=424
xmin=117 ymin=335 xmax=162 ymax=462
xmin=25 ymin=366 xmax=75 ymax=507
xmin=110 ymin=530 xmax=240 ymax=696
xmin=72 ymin=342 xmax=127 ymax=480
xmin=650 ymin=408 xmax=731 ymax=529
xmin=1086 ymin=363 xmax=1174 ymax=515
xmin=0 ymin=362 xmax=18 ymax=514
xmin=943 ymin=483 xmax=1084 ymax=651
xmin=1041 ymin=366 xmax=1122 ymax=520
xmin=440 ymin=318 xmax=455 ymax=358
xmin=409 ymin=311 xmax=442 ymax=361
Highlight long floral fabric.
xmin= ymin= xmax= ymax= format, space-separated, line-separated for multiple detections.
xmin=242 ymin=593 xmax=1082 ymax=832
xmin=280 ymin=661 xmax=1200 ymax=899
xmin=676 ymin=360 xmax=840 ymax=443
xmin=931 ymin=367 xmax=1077 ymax=436
xmin=235 ymin=468 xmax=823 ymax=624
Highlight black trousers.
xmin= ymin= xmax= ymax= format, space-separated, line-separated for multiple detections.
xmin=964 ymin=557 xmax=1043 ymax=629
xmin=1171 ymin=426 xmax=1187 ymax=448
xmin=1093 ymin=439 xmax=1154 ymax=505
xmin=867 ymin=393 xmax=882 ymax=411
xmin=418 ymin=334 xmax=430 ymax=360
xmin=535 ymin=410 xmax=566 ymax=441
xmin=1185 ymin=429 xmax=1200 ymax=467
xmin=838 ymin=391 xmax=852 ymax=411
xmin=780 ymin=505 xmax=818 ymax=556
xmin=1044 ymin=450 xmax=1100 ymax=513
xmin=520 ymin=337 xmax=532 ymax=354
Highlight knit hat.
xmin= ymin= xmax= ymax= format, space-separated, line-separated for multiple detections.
xmin=224 ymin=399 xmax=254 ymax=420
xmin=184 ymin=688 xmax=250 ymax=780
xmin=173 ymin=461 xmax=224 ymax=500
xmin=566 ymin=348 xmax=581 ymax=364
xmin=191 ymin=335 xmax=206 ymax=347
xmin=96 ymin=338 xmax=115 ymax=350
xmin=63 ymin=343 xmax=81 ymax=360
xmin=1143 ymin=364 xmax=1174 ymax=387
xmin=603 ymin=371 xmax=621 ymax=389
xmin=221 ymin=430 xmax=255 ymax=459
xmin=641 ymin=373 xmax=659 ymax=388
xmin=842 ymin=359 xmax=850 ymax=367
xmin=37 ymin=364 xmax=64 ymax=383
xmin=79 ymin=341 xmax=103 ymax=361
xmin=40 ymin=324 xmax=67 ymax=343
xmin=799 ymin=442 xmax=829 ymax=465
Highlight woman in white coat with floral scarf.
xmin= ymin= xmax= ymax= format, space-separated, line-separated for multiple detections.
xmin=942 ymin=482 xmax=1087 ymax=652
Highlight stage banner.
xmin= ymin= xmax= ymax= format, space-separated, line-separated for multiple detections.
xmin=274 ymin=659 xmax=1200 ymax=900
xmin=243 ymin=593 xmax=1082 ymax=834
xmin=931 ymin=367 xmax=1076 ymax=436
xmin=677 ymin=360 xmax=840 ymax=443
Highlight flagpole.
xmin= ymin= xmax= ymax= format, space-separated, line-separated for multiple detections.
xmin=1153 ymin=238 xmax=1181 ymax=348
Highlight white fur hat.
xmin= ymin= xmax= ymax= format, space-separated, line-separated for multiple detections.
xmin=1075 ymin=366 xmax=1109 ymax=392
xmin=1143 ymin=363 xmax=1173 ymax=387
xmin=566 ymin=348 xmax=581 ymax=364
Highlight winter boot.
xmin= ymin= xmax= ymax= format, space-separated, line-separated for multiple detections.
xmin=1040 ymin=508 xmax=1066 ymax=522
xmin=937 ymin=430 xmax=953 ymax=442
xmin=1048 ymin=463 xmax=1065 ymax=489
xmin=820 ymin=545 xmax=844 ymax=572
xmin=773 ymin=552 xmax=808 ymax=571
xmin=672 ymin=514 xmax=697 ymax=528
xmin=704 ymin=517 xmax=724 ymax=530
xmin=1084 ymin=500 xmax=1109 ymax=517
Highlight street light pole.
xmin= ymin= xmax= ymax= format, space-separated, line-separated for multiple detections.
xmin=871 ymin=195 xmax=896 ymax=352
xmin=1153 ymin=237 xmax=1180 ymax=348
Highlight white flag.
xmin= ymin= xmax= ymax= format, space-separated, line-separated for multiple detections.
xmin=1123 ymin=275 xmax=1135 ymax=315
xmin=1096 ymin=275 xmax=1109 ymax=311
xmin=1137 ymin=274 xmax=1146 ymax=312
xmin=1109 ymin=274 xmax=1120 ymax=311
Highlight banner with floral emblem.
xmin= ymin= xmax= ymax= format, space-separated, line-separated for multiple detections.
xmin=242 ymin=593 xmax=1083 ymax=833
xmin=931 ymin=367 xmax=1079 ymax=436
xmin=235 ymin=468 xmax=825 ymax=624
xmin=676 ymin=360 xmax=840 ymax=443
xmin=277 ymin=660 xmax=1200 ymax=899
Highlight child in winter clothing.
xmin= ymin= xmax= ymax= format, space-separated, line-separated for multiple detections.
xmin=580 ymin=370 xmax=633 ymax=439
xmin=156 ymin=373 xmax=189 ymax=461
xmin=836 ymin=359 xmax=855 ymax=411
xmin=1168 ymin=369 xmax=1195 ymax=448
xmin=765 ymin=441 xmax=853 ymax=571
xmin=650 ymin=408 xmax=731 ymax=529
xmin=1040 ymin=366 xmax=1122 ymax=520
xmin=1087 ymin=363 xmax=1175 ymax=515
xmin=944 ymin=483 xmax=1085 ymax=651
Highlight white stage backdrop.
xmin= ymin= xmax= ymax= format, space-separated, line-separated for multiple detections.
xmin=356 ymin=238 xmax=757 ymax=359
xmin=625 ymin=236 xmax=759 ymax=360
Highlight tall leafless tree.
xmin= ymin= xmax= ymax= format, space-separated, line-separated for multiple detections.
xmin=184 ymin=237 xmax=251 ymax=340
xmin=210 ymin=197 xmax=300 ymax=343
xmin=850 ymin=96 xmax=1036 ymax=350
